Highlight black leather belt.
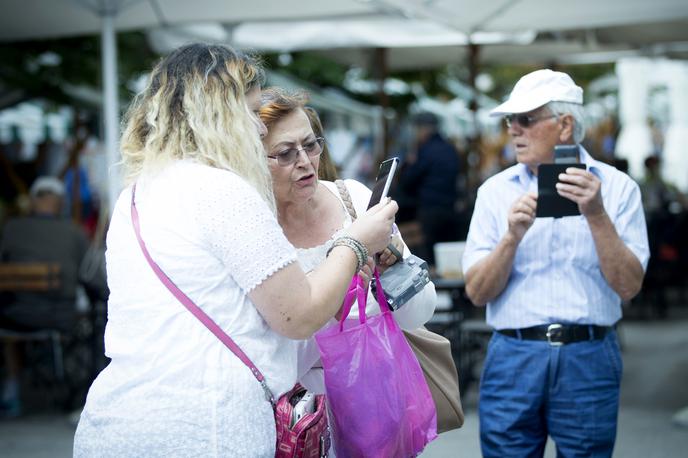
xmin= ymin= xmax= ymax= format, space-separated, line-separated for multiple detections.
xmin=497 ymin=324 xmax=611 ymax=346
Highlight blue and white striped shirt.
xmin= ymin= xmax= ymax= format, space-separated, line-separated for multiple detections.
xmin=463 ymin=147 xmax=649 ymax=329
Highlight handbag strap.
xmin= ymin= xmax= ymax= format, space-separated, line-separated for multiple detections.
xmin=372 ymin=269 xmax=389 ymax=314
xmin=335 ymin=179 xmax=403 ymax=260
xmin=334 ymin=179 xmax=395 ymax=314
xmin=338 ymin=276 xmax=367 ymax=331
xmin=130 ymin=184 xmax=275 ymax=405
xmin=335 ymin=179 xmax=358 ymax=220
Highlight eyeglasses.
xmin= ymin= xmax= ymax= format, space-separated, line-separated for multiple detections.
xmin=267 ymin=137 xmax=325 ymax=166
xmin=504 ymin=113 xmax=558 ymax=128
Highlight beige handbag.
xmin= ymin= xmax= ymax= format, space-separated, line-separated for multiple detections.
xmin=334 ymin=180 xmax=464 ymax=433
xmin=403 ymin=327 xmax=464 ymax=433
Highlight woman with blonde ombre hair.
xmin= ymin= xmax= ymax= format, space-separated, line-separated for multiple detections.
xmin=74 ymin=43 xmax=397 ymax=456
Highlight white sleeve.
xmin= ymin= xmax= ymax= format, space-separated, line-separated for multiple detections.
xmin=462 ymin=184 xmax=499 ymax=274
xmin=196 ymin=169 xmax=297 ymax=292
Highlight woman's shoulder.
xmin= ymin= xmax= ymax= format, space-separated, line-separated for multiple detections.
xmin=168 ymin=161 xmax=262 ymax=198
xmin=322 ymin=179 xmax=371 ymax=208
xmin=173 ymin=161 xmax=244 ymax=184
xmin=341 ymin=178 xmax=371 ymax=194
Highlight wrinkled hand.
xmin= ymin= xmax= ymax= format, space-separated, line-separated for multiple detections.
xmin=376 ymin=235 xmax=404 ymax=274
xmin=507 ymin=192 xmax=537 ymax=242
xmin=556 ymin=167 xmax=605 ymax=217
xmin=347 ymin=198 xmax=399 ymax=254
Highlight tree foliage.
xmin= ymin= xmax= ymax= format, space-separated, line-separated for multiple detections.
xmin=0 ymin=32 xmax=157 ymax=109
xmin=0 ymin=34 xmax=615 ymax=116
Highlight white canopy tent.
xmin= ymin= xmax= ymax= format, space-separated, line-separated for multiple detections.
xmin=228 ymin=0 xmax=688 ymax=70
xmin=0 ymin=0 xmax=390 ymax=211
xmin=2 ymin=0 xmax=688 ymax=205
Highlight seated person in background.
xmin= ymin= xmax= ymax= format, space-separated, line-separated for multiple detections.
xmin=0 ymin=176 xmax=102 ymax=417
xmin=259 ymin=88 xmax=437 ymax=395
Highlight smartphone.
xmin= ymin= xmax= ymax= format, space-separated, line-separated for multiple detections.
xmin=554 ymin=144 xmax=579 ymax=164
xmin=367 ymin=157 xmax=399 ymax=209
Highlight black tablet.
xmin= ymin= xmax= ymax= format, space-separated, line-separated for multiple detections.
xmin=536 ymin=163 xmax=586 ymax=218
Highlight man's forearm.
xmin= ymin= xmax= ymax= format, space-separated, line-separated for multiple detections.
xmin=465 ymin=233 xmax=519 ymax=306
xmin=587 ymin=212 xmax=645 ymax=301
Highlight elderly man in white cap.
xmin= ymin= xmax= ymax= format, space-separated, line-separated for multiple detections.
xmin=462 ymin=69 xmax=649 ymax=457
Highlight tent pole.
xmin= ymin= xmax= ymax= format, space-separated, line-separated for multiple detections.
xmin=373 ymin=47 xmax=389 ymax=174
xmin=467 ymin=42 xmax=481 ymax=139
xmin=101 ymin=9 xmax=120 ymax=217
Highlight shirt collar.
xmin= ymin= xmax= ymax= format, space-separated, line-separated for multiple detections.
xmin=578 ymin=146 xmax=604 ymax=180
xmin=506 ymin=162 xmax=533 ymax=187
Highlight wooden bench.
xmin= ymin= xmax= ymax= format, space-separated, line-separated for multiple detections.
xmin=0 ymin=262 xmax=65 ymax=379
xmin=0 ymin=262 xmax=61 ymax=292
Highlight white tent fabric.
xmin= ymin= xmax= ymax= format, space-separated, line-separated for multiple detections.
xmin=615 ymin=58 xmax=654 ymax=178
xmin=0 ymin=0 xmax=382 ymax=42
xmin=3 ymin=0 xmax=684 ymax=43
xmin=0 ymin=0 xmax=387 ymax=212
xmin=231 ymin=17 xmax=534 ymax=51
xmin=377 ymin=0 xmax=688 ymax=34
xmin=614 ymin=57 xmax=688 ymax=188
xmin=662 ymin=61 xmax=688 ymax=191
xmin=2 ymin=0 xmax=688 ymax=204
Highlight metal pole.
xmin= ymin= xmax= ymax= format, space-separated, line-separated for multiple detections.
xmin=101 ymin=9 xmax=120 ymax=217
xmin=373 ymin=47 xmax=390 ymax=174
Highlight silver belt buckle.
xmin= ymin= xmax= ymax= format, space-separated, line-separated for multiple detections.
xmin=546 ymin=324 xmax=564 ymax=346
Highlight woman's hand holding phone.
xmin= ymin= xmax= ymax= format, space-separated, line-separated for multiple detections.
xmin=367 ymin=157 xmax=399 ymax=209
xmin=347 ymin=197 xmax=398 ymax=255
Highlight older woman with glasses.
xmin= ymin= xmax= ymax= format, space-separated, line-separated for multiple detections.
xmin=259 ymin=87 xmax=437 ymax=396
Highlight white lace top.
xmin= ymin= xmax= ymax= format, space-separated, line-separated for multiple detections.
xmin=74 ymin=161 xmax=298 ymax=457
xmin=297 ymin=180 xmax=437 ymax=393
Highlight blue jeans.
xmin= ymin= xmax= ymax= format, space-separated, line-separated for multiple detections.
xmin=479 ymin=330 xmax=622 ymax=458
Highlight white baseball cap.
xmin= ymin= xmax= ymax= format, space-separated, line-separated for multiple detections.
xmin=29 ymin=176 xmax=65 ymax=197
xmin=490 ymin=69 xmax=583 ymax=116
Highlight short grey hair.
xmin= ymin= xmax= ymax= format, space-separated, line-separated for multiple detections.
xmin=546 ymin=101 xmax=586 ymax=144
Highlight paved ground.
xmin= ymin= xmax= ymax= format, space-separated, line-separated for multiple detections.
xmin=2 ymin=308 xmax=687 ymax=457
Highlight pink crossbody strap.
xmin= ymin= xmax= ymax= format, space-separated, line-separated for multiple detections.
xmin=130 ymin=184 xmax=275 ymax=405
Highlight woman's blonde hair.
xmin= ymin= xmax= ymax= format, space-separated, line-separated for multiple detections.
xmin=120 ymin=43 xmax=275 ymax=210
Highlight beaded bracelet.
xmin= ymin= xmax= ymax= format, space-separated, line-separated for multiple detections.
xmin=326 ymin=235 xmax=369 ymax=272
xmin=327 ymin=236 xmax=367 ymax=271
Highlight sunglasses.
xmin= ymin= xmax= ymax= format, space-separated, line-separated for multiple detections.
xmin=504 ymin=113 xmax=558 ymax=128
xmin=267 ymin=137 xmax=325 ymax=167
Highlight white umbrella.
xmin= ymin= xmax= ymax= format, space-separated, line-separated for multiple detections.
xmin=228 ymin=0 xmax=688 ymax=71
xmin=0 ymin=0 xmax=388 ymax=212
xmin=2 ymin=0 xmax=688 ymax=205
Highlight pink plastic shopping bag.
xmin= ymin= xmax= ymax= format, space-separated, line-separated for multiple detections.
xmin=315 ymin=272 xmax=437 ymax=457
